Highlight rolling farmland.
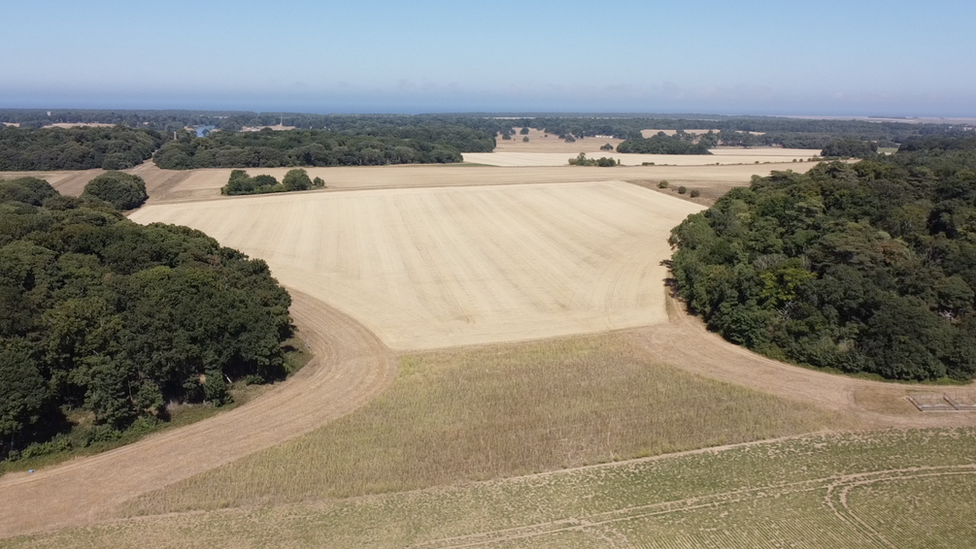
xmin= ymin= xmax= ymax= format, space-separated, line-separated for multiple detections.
xmin=3 ymin=154 xmax=975 ymax=547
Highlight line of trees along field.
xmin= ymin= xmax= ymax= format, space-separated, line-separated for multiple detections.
xmin=153 ymin=127 xmax=493 ymax=169
xmin=616 ymin=131 xmax=714 ymax=154
xmin=0 ymin=126 xmax=166 ymax=170
xmin=0 ymin=177 xmax=293 ymax=460
xmin=222 ymin=169 xmax=325 ymax=195
xmin=669 ymin=136 xmax=976 ymax=381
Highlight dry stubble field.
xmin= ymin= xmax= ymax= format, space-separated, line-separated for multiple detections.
xmin=130 ymin=181 xmax=703 ymax=350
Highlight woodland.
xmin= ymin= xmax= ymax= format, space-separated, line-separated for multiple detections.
xmin=669 ymin=136 xmax=976 ymax=381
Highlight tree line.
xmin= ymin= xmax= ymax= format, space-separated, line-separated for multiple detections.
xmin=0 ymin=176 xmax=293 ymax=460
xmin=152 ymin=127 xmax=491 ymax=169
xmin=222 ymin=169 xmax=325 ymax=195
xmin=668 ymin=137 xmax=976 ymax=381
xmin=0 ymin=125 xmax=166 ymax=170
xmin=616 ymin=132 xmax=713 ymax=155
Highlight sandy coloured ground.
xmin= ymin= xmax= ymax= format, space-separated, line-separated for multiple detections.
xmin=130 ymin=182 xmax=704 ymax=350
xmin=463 ymin=147 xmax=820 ymax=167
xmin=493 ymin=128 xmax=625 ymax=153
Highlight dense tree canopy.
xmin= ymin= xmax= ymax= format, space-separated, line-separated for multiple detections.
xmin=222 ymin=169 xmax=324 ymax=195
xmin=821 ymin=138 xmax=879 ymax=158
xmin=153 ymin=127 xmax=489 ymax=170
xmin=82 ymin=171 xmax=148 ymax=210
xmin=0 ymin=180 xmax=292 ymax=459
xmin=0 ymin=126 xmax=165 ymax=170
xmin=669 ymin=137 xmax=976 ymax=381
xmin=616 ymin=133 xmax=712 ymax=155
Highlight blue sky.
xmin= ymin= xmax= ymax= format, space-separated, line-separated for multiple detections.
xmin=2 ymin=0 xmax=974 ymax=116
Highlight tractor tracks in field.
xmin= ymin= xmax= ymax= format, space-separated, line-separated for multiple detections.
xmin=410 ymin=464 xmax=976 ymax=549
xmin=0 ymin=290 xmax=395 ymax=539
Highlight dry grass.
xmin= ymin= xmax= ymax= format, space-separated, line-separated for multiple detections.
xmin=122 ymin=332 xmax=845 ymax=516
xmin=493 ymin=128 xmax=625 ymax=153
xmin=11 ymin=429 xmax=975 ymax=548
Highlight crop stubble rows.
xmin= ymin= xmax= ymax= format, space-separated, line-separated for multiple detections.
xmin=130 ymin=181 xmax=704 ymax=350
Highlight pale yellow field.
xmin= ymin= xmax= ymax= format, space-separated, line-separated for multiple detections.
xmin=463 ymin=147 xmax=820 ymax=167
xmin=143 ymin=162 xmax=814 ymax=203
xmin=130 ymin=181 xmax=703 ymax=350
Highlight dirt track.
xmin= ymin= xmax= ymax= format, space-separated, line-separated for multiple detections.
xmin=633 ymin=295 xmax=976 ymax=429
xmin=0 ymin=292 xmax=395 ymax=538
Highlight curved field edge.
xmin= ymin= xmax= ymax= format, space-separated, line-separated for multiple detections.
xmin=9 ymin=429 xmax=975 ymax=548
xmin=121 ymin=332 xmax=852 ymax=516
xmin=0 ymin=291 xmax=395 ymax=539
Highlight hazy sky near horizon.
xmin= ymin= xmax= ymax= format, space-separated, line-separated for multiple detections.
xmin=2 ymin=0 xmax=974 ymax=116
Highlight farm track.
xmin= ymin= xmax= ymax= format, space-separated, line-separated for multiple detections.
xmin=0 ymin=291 xmax=395 ymax=539
xmin=628 ymin=295 xmax=976 ymax=429
xmin=410 ymin=465 xmax=976 ymax=549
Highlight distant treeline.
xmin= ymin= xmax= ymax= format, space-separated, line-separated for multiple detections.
xmin=0 ymin=125 xmax=166 ymax=170
xmin=490 ymin=116 xmax=970 ymax=151
xmin=616 ymin=132 xmax=713 ymax=155
xmin=669 ymin=136 xmax=976 ymax=381
xmin=0 ymin=176 xmax=292 ymax=460
xmin=153 ymin=127 xmax=492 ymax=169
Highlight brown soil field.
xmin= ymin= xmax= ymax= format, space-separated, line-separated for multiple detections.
xmin=130 ymin=182 xmax=704 ymax=350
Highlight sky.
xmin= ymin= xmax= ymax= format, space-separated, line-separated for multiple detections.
xmin=2 ymin=0 xmax=975 ymax=116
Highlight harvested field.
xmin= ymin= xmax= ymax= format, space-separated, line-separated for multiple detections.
xmin=133 ymin=161 xmax=815 ymax=204
xmin=463 ymin=147 xmax=820 ymax=167
xmin=493 ymin=128 xmax=624 ymax=153
xmin=130 ymin=181 xmax=704 ymax=350
xmin=123 ymin=333 xmax=847 ymax=514
xmin=0 ymin=169 xmax=105 ymax=196
xmin=10 ymin=429 xmax=975 ymax=548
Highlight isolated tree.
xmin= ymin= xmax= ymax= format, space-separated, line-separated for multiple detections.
xmin=282 ymin=168 xmax=312 ymax=191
